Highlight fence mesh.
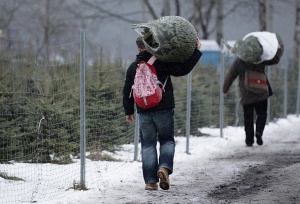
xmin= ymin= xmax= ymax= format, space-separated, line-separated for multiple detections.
xmin=0 ymin=33 xmax=298 ymax=203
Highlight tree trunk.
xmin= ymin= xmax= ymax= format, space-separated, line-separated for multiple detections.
xmin=161 ymin=0 xmax=170 ymax=16
xmin=143 ymin=0 xmax=180 ymax=19
xmin=266 ymin=0 xmax=273 ymax=31
xmin=44 ymin=0 xmax=50 ymax=61
xmin=174 ymin=0 xmax=180 ymax=16
xmin=259 ymin=0 xmax=267 ymax=31
xmin=193 ymin=0 xmax=201 ymax=35
xmin=216 ymin=0 xmax=223 ymax=45
xmin=294 ymin=0 xmax=300 ymax=70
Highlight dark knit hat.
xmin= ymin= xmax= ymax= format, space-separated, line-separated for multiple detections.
xmin=136 ymin=36 xmax=145 ymax=49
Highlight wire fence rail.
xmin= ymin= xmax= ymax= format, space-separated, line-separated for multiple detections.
xmin=0 ymin=31 xmax=299 ymax=203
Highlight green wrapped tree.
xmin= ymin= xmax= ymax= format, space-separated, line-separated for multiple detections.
xmin=133 ymin=16 xmax=197 ymax=62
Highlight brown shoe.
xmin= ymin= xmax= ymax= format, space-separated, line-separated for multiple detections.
xmin=157 ymin=168 xmax=170 ymax=190
xmin=145 ymin=183 xmax=158 ymax=190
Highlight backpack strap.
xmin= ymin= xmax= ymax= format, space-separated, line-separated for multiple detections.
xmin=148 ymin=55 xmax=169 ymax=91
xmin=160 ymin=76 xmax=169 ymax=92
xmin=147 ymin=56 xmax=156 ymax=65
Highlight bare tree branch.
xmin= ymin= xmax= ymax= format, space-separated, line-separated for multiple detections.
xmin=161 ymin=0 xmax=171 ymax=16
xmin=143 ymin=0 xmax=158 ymax=19
xmin=223 ymin=1 xmax=251 ymax=19
xmin=78 ymin=0 xmax=140 ymax=24
xmin=193 ymin=0 xmax=216 ymax=39
xmin=0 ymin=0 xmax=24 ymax=30
xmin=174 ymin=0 xmax=180 ymax=16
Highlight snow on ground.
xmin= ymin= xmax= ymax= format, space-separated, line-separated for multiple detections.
xmin=1 ymin=115 xmax=300 ymax=204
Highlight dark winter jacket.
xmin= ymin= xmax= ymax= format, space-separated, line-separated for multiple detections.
xmin=123 ymin=49 xmax=202 ymax=115
xmin=223 ymin=48 xmax=283 ymax=105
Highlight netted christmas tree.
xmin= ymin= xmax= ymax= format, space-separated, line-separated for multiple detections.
xmin=229 ymin=31 xmax=284 ymax=64
xmin=133 ymin=16 xmax=197 ymax=62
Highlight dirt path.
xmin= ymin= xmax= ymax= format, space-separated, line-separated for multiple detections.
xmin=90 ymin=134 xmax=300 ymax=204
xmin=208 ymin=142 xmax=300 ymax=204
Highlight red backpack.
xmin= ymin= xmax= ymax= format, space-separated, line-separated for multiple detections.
xmin=130 ymin=56 xmax=168 ymax=109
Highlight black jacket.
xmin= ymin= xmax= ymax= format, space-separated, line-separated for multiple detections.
xmin=123 ymin=49 xmax=202 ymax=115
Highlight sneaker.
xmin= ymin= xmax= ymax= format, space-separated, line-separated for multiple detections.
xmin=145 ymin=183 xmax=158 ymax=190
xmin=157 ymin=168 xmax=170 ymax=190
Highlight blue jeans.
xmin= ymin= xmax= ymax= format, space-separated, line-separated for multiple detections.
xmin=139 ymin=109 xmax=175 ymax=184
